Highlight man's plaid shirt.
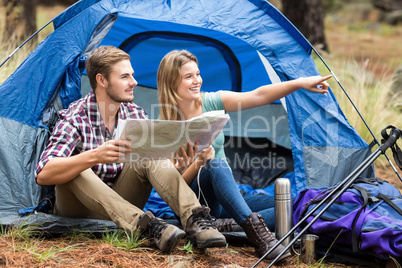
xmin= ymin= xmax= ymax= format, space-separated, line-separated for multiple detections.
xmin=35 ymin=91 xmax=147 ymax=183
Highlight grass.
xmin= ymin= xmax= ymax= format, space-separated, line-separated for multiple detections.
xmin=315 ymin=53 xmax=402 ymax=143
xmin=331 ymin=60 xmax=400 ymax=141
xmin=101 ymin=229 xmax=146 ymax=251
xmin=0 ymin=224 xmax=71 ymax=265
xmin=178 ymin=240 xmax=195 ymax=254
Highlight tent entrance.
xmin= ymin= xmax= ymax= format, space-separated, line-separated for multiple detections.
xmin=225 ymin=135 xmax=294 ymax=191
xmin=120 ymin=31 xmax=242 ymax=92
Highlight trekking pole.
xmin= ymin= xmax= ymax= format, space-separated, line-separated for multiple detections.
xmin=251 ymin=147 xmax=379 ymax=268
xmin=251 ymin=127 xmax=402 ymax=268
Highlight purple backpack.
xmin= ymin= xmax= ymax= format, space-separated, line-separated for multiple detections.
xmin=293 ymin=177 xmax=402 ymax=259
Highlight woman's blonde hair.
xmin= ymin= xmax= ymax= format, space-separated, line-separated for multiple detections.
xmin=157 ymin=50 xmax=202 ymax=120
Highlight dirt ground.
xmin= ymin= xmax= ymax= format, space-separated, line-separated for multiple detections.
xmin=376 ymin=161 xmax=402 ymax=193
xmin=0 ymin=229 xmax=369 ymax=268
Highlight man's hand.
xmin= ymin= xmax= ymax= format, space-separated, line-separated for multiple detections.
xmin=36 ymin=139 xmax=132 ymax=185
xmin=94 ymin=140 xmax=132 ymax=164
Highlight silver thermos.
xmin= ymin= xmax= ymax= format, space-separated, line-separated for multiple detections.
xmin=275 ymin=178 xmax=293 ymax=246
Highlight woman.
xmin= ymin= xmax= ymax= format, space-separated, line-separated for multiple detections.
xmin=157 ymin=50 xmax=331 ymax=261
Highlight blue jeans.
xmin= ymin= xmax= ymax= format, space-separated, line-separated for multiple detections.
xmin=190 ymin=158 xmax=275 ymax=229
xmin=220 ymin=194 xmax=276 ymax=230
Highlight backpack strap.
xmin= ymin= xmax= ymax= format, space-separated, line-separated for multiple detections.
xmin=297 ymin=187 xmax=337 ymax=229
xmin=355 ymin=177 xmax=386 ymax=185
xmin=351 ymin=183 xmax=402 ymax=252
xmin=368 ymin=139 xmax=377 ymax=149
xmin=381 ymin=125 xmax=402 ymax=170
xmin=350 ymin=185 xmax=371 ymax=252
xmin=377 ymin=193 xmax=402 ymax=216
xmin=351 ymin=205 xmax=366 ymax=252
xmin=352 ymin=185 xmax=370 ymax=207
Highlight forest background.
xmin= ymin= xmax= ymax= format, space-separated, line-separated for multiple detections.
xmin=0 ymin=0 xmax=401 ymax=267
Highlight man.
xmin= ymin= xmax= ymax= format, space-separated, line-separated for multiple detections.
xmin=35 ymin=46 xmax=226 ymax=253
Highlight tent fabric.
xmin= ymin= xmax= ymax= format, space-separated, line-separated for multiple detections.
xmin=0 ymin=0 xmax=315 ymax=128
xmin=0 ymin=0 xmax=374 ymax=232
xmin=0 ymin=118 xmax=49 ymax=212
xmin=0 ymin=212 xmax=119 ymax=235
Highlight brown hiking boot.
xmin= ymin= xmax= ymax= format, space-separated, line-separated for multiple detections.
xmin=241 ymin=212 xmax=291 ymax=261
xmin=213 ymin=218 xmax=244 ymax=232
xmin=137 ymin=211 xmax=185 ymax=254
xmin=185 ymin=206 xmax=227 ymax=248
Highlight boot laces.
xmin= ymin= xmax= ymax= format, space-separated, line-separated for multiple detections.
xmin=192 ymin=209 xmax=215 ymax=230
xmin=148 ymin=218 xmax=168 ymax=240
xmin=213 ymin=218 xmax=238 ymax=232
xmin=255 ymin=214 xmax=275 ymax=242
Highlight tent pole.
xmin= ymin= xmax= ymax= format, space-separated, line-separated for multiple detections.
xmin=0 ymin=19 xmax=54 ymax=69
xmin=311 ymin=47 xmax=402 ymax=182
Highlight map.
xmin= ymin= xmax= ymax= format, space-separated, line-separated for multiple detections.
xmin=113 ymin=110 xmax=230 ymax=162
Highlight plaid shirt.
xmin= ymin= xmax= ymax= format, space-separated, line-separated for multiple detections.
xmin=35 ymin=91 xmax=147 ymax=183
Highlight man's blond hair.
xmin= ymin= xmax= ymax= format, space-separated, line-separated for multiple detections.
xmin=85 ymin=46 xmax=131 ymax=90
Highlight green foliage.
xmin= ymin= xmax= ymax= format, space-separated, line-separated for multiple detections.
xmin=32 ymin=244 xmax=78 ymax=262
xmin=102 ymin=229 xmax=145 ymax=251
xmin=0 ymin=222 xmax=73 ymax=263
xmin=225 ymin=243 xmax=238 ymax=254
xmin=5 ymin=221 xmax=42 ymax=242
xmin=178 ymin=241 xmax=194 ymax=254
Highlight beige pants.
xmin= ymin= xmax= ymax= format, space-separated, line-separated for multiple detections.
xmin=54 ymin=160 xmax=199 ymax=232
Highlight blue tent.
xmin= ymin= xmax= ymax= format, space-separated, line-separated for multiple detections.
xmin=0 ymin=0 xmax=373 ymax=232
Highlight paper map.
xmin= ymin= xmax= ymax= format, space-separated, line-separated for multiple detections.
xmin=113 ymin=110 xmax=230 ymax=162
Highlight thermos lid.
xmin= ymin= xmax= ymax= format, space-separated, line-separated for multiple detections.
xmin=275 ymin=178 xmax=291 ymax=195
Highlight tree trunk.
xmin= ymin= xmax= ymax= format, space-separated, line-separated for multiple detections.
xmin=374 ymin=0 xmax=402 ymax=11
xmin=3 ymin=0 xmax=37 ymax=44
xmin=282 ymin=0 xmax=329 ymax=52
